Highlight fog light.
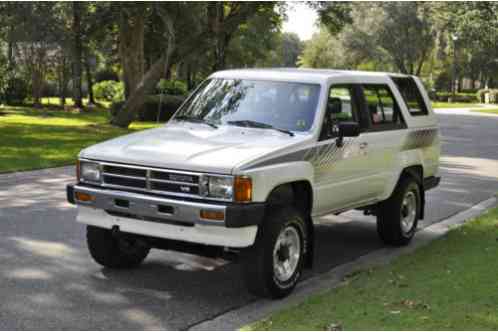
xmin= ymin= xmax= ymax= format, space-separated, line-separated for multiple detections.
xmin=200 ymin=209 xmax=225 ymax=221
xmin=75 ymin=192 xmax=95 ymax=202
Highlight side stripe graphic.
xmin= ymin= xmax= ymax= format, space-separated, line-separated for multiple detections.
xmin=402 ymin=128 xmax=438 ymax=150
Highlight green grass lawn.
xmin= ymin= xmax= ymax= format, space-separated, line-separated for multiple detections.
xmin=431 ymin=101 xmax=481 ymax=109
xmin=470 ymin=108 xmax=498 ymax=115
xmin=245 ymin=206 xmax=498 ymax=331
xmin=0 ymin=104 xmax=158 ymax=173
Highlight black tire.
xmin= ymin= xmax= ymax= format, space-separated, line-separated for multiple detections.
xmin=86 ymin=226 xmax=150 ymax=268
xmin=242 ymin=207 xmax=308 ymax=299
xmin=377 ymin=176 xmax=421 ymax=246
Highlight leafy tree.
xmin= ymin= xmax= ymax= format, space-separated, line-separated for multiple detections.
xmin=439 ymin=2 xmax=498 ymax=88
xmin=311 ymin=1 xmax=353 ymax=36
xmin=112 ymin=2 xmax=281 ymax=128
xmin=223 ymin=5 xmax=285 ymax=68
xmin=298 ymin=28 xmax=343 ymax=68
xmin=279 ymin=33 xmax=303 ymax=67
xmin=336 ymin=3 xmax=435 ymax=75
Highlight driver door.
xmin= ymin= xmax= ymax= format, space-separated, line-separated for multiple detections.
xmin=313 ymin=84 xmax=380 ymax=215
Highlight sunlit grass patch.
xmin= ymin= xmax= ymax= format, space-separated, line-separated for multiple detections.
xmin=0 ymin=105 xmax=160 ymax=173
xmin=246 ymin=206 xmax=498 ymax=331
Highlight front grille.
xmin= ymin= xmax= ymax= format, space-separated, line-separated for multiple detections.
xmin=100 ymin=163 xmax=202 ymax=198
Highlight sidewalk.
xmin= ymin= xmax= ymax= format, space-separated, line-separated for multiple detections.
xmin=434 ymin=104 xmax=498 ymax=117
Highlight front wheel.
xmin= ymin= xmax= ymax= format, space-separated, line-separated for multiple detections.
xmin=242 ymin=207 xmax=308 ymax=299
xmin=86 ymin=226 xmax=150 ymax=268
xmin=377 ymin=177 xmax=421 ymax=246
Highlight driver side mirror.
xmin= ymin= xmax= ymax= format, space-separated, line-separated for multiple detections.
xmin=335 ymin=121 xmax=360 ymax=148
xmin=338 ymin=121 xmax=360 ymax=138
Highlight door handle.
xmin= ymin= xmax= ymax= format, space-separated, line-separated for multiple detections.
xmin=359 ymin=142 xmax=368 ymax=149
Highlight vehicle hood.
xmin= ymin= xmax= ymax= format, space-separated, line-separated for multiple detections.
xmin=80 ymin=122 xmax=310 ymax=174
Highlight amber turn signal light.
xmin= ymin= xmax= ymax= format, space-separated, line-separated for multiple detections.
xmin=234 ymin=176 xmax=252 ymax=203
xmin=75 ymin=192 xmax=95 ymax=202
xmin=200 ymin=210 xmax=225 ymax=221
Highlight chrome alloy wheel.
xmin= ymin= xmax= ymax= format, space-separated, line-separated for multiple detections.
xmin=401 ymin=191 xmax=417 ymax=233
xmin=273 ymin=225 xmax=301 ymax=284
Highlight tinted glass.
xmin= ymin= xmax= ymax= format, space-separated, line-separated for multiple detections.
xmin=328 ymin=87 xmax=356 ymax=122
xmin=363 ymin=85 xmax=403 ymax=127
xmin=391 ymin=77 xmax=428 ymax=116
xmin=174 ymin=79 xmax=321 ymax=132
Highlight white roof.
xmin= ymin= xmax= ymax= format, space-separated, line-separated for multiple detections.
xmin=210 ymin=68 xmax=410 ymax=84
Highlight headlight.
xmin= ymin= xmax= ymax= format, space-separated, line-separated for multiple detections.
xmin=200 ymin=175 xmax=252 ymax=202
xmin=202 ymin=176 xmax=233 ymax=200
xmin=80 ymin=161 xmax=101 ymax=183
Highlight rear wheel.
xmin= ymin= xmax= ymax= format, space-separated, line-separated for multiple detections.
xmin=377 ymin=177 xmax=421 ymax=246
xmin=86 ymin=226 xmax=150 ymax=268
xmin=242 ymin=207 xmax=307 ymax=299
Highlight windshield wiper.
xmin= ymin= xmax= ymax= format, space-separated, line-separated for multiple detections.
xmin=174 ymin=115 xmax=218 ymax=129
xmin=227 ymin=120 xmax=294 ymax=137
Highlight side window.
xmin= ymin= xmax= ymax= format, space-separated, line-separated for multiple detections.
xmin=363 ymin=84 xmax=404 ymax=129
xmin=320 ymin=85 xmax=359 ymax=140
xmin=328 ymin=86 xmax=357 ymax=122
xmin=391 ymin=77 xmax=429 ymax=116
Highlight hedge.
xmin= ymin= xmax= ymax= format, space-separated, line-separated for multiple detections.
xmin=477 ymin=89 xmax=498 ymax=104
xmin=111 ymin=94 xmax=186 ymax=122
xmin=157 ymin=79 xmax=188 ymax=96
xmin=434 ymin=92 xmax=478 ymax=103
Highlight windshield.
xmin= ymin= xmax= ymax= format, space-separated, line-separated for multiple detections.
xmin=173 ymin=79 xmax=321 ymax=132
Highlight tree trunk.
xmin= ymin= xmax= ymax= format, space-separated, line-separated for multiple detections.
xmin=119 ymin=8 xmax=145 ymax=99
xmin=110 ymin=55 xmax=170 ymax=127
xmin=111 ymin=5 xmax=176 ymax=128
xmin=85 ymin=56 xmax=95 ymax=105
xmin=209 ymin=2 xmax=227 ymax=71
xmin=32 ymin=71 xmax=42 ymax=108
xmin=59 ymin=78 xmax=66 ymax=107
xmin=72 ymin=2 xmax=83 ymax=109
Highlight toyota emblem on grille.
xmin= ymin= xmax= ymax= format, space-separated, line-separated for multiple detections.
xmin=169 ymin=174 xmax=194 ymax=183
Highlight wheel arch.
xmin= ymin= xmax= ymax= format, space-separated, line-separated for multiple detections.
xmin=265 ymin=180 xmax=315 ymax=268
xmin=399 ymin=165 xmax=425 ymax=219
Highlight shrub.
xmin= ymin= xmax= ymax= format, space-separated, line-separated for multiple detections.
xmin=110 ymin=94 xmax=186 ymax=122
xmin=157 ymin=79 xmax=188 ymax=96
xmin=4 ymin=77 xmax=29 ymax=104
xmin=435 ymin=91 xmax=478 ymax=103
xmin=93 ymin=80 xmax=124 ymax=102
xmin=477 ymin=89 xmax=498 ymax=104
xmin=477 ymin=89 xmax=488 ymax=103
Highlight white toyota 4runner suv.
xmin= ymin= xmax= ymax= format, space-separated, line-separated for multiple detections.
xmin=67 ymin=69 xmax=440 ymax=298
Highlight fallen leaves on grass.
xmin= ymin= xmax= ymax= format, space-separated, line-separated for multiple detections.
xmin=326 ymin=322 xmax=342 ymax=331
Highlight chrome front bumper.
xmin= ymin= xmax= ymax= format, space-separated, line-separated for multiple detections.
xmin=67 ymin=184 xmax=265 ymax=228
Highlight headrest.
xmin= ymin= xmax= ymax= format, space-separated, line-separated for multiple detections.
xmin=328 ymin=97 xmax=342 ymax=114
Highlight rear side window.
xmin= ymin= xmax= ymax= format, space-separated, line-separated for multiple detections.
xmin=362 ymin=84 xmax=404 ymax=129
xmin=391 ymin=77 xmax=428 ymax=116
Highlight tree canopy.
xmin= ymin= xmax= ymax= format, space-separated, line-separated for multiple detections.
xmin=0 ymin=2 xmax=496 ymax=127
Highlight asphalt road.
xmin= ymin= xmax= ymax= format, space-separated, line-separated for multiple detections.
xmin=1 ymin=111 xmax=497 ymax=330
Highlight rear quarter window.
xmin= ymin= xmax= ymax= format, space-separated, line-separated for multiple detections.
xmin=391 ymin=77 xmax=429 ymax=116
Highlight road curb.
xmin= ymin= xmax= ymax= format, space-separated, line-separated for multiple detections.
xmin=188 ymin=196 xmax=498 ymax=331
